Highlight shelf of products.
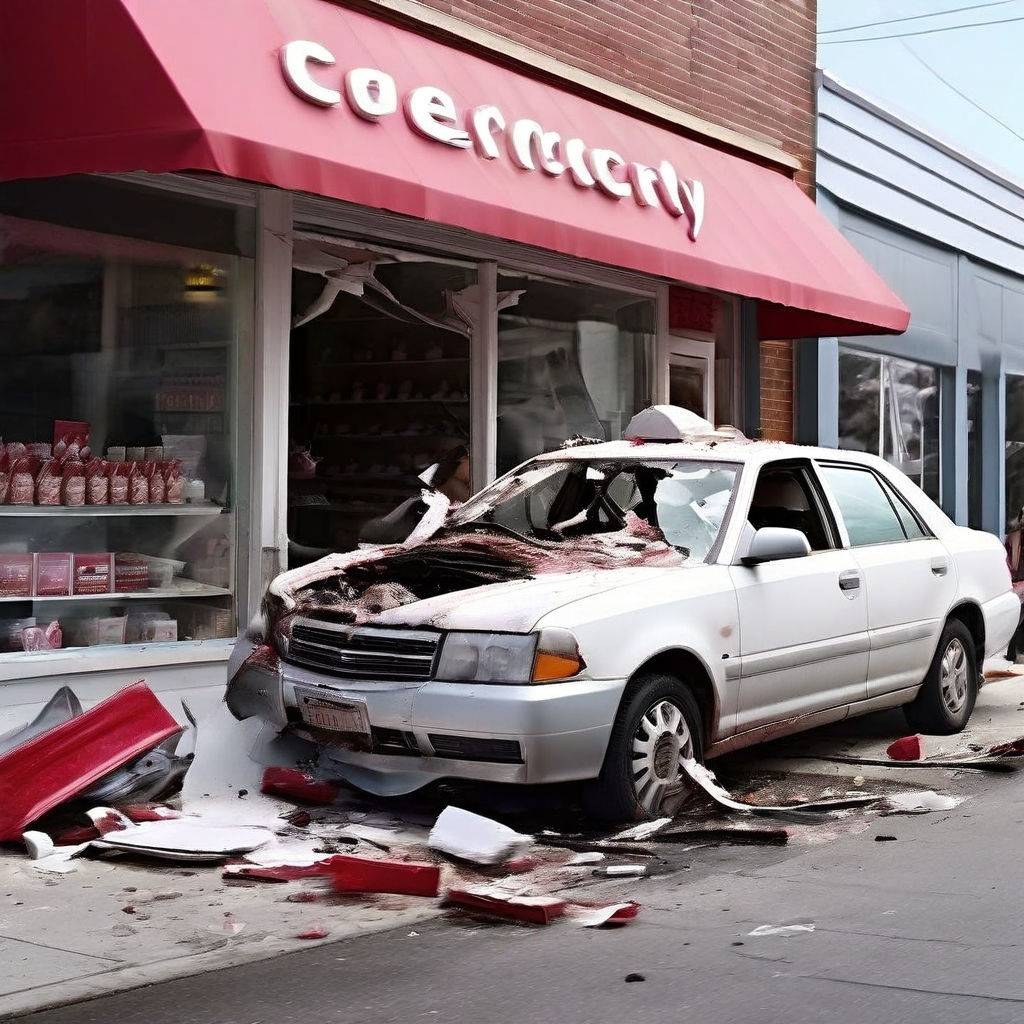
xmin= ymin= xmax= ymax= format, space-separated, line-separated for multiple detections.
xmin=0 ymin=503 xmax=224 ymax=517
xmin=0 ymin=581 xmax=231 ymax=604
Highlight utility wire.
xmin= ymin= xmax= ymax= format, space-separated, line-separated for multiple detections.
xmin=819 ymin=0 xmax=1014 ymax=35
xmin=819 ymin=12 xmax=1024 ymax=43
xmin=900 ymin=39 xmax=1024 ymax=144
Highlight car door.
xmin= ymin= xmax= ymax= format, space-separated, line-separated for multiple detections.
xmin=816 ymin=461 xmax=957 ymax=699
xmin=729 ymin=460 xmax=870 ymax=733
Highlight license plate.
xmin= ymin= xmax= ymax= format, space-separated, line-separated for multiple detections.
xmin=295 ymin=688 xmax=370 ymax=736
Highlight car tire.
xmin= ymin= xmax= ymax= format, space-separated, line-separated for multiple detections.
xmin=582 ymin=673 xmax=705 ymax=823
xmin=904 ymin=618 xmax=978 ymax=735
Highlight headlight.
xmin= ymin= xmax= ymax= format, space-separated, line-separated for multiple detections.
xmin=435 ymin=629 xmax=584 ymax=684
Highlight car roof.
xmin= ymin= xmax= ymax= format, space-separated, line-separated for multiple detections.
xmin=533 ymin=437 xmax=885 ymax=470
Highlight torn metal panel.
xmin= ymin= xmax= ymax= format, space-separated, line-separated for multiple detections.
xmin=0 ymin=682 xmax=181 ymax=841
xmin=80 ymin=732 xmax=191 ymax=804
xmin=0 ymin=687 xmax=82 ymax=756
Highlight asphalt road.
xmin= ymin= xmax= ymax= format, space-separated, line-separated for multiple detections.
xmin=16 ymin=765 xmax=1024 ymax=1024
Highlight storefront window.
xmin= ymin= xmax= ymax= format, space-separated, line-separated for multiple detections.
xmin=1006 ymin=375 xmax=1024 ymax=533
xmin=838 ymin=347 xmax=940 ymax=501
xmin=288 ymin=236 xmax=474 ymax=561
xmin=496 ymin=273 xmax=654 ymax=474
xmin=968 ymin=371 xmax=983 ymax=530
xmin=0 ymin=188 xmax=250 ymax=658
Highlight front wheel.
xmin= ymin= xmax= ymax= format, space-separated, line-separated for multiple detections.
xmin=582 ymin=673 xmax=705 ymax=822
xmin=904 ymin=619 xmax=978 ymax=734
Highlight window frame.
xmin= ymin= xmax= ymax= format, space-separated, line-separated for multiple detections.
xmin=816 ymin=459 xmax=934 ymax=549
xmin=745 ymin=458 xmax=842 ymax=554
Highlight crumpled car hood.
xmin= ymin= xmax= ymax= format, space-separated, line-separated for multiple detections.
xmin=368 ymin=566 xmax=678 ymax=633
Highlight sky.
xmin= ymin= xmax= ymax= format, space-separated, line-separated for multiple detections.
xmin=817 ymin=0 xmax=1024 ymax=183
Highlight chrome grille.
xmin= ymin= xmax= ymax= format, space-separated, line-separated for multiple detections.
xmin=287 ymin=620 xmax=439 ymax=681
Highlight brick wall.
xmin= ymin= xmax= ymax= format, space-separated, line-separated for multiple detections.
xmin=398 ymin=0 xmax=817 ymax=192
xmin=759 ymin=339 xmax=794 ymax=441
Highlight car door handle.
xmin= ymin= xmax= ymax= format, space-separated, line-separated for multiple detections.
xmin=930 ymin=559 xmax=949 ymax=577
xmin=838 ymin=571 xmax=861 ymax=592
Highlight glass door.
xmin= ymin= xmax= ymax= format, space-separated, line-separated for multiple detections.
xmin=668 ymin=338 xmax=715 ymax=421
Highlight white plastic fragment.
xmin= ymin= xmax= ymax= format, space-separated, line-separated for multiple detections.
xmin=883 ymin=790 xmax=962 ymax=814
xmin=749 ymin=923 xmax=815 ymax=937
xmin=567 ymin=903 xmax=636 ymax=928
xmin=22 ymin=831 xmax=55 ymax=860
xmin=565 ymin=851 xmax=606 ymax=866
xmin=611 ymin=818 xmax=672 ymax=841
xmin=428 ymin=806 xmax=533 ymax=865
xmin=597 ymin=865 xmax=647 ymax=877
xmin=91 ymin=820 xmax=273 ymax=859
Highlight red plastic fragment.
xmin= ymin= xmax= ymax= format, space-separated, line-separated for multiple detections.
xmin=261 ymin=766 xmax=339 ymax=806
xmin=323 ymin=855 xmax=440 ymax=897
xmin=122 ymin=804 xmax=182 ymax=823
xmin=501 ymin=856 xmax=540 ymax=875
xmin=886 ymin=735 xmax=922 ymax=761
xmin=91 ymin=810 xmax=130 ymax=835
xmin=223 ymin=862 xmax=336 ymax=883
xmin=0 ymin=681 xmax=181 ymax=840
xmin=52 ymin=824 xmax=101 ymax=845
xmin=444 ymin=889 xmax=567 ymax=925
xmin=295 ymin=926 xmax=329 ymax=940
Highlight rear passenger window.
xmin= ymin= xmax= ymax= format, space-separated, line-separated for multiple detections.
xmin=819 ymin=465 xmax=907 ymax=546
xmin=887 ymin=487 xmax=926 ymax=540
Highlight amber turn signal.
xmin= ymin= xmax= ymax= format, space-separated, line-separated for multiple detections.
xmin=530 ymin=629 xmax=585 ymax=681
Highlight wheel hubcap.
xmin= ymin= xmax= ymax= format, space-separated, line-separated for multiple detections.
xmin=632 ymin=699 xmax=695 ymax=816
xmin=940 ymin=638 xmax=970 ymax=715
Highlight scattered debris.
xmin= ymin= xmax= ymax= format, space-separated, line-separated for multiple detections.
xmin=445 ymin=887 xmax=567 ymax=925
xmin=650 ymin=825 xmax=789 ymax=847
xmin=748 ymin=923 xmax=815 ymax=937
xmin=593 ymin=865 xmax=647 ymax=878
xmin=875 ymin=835 xmax=898 ymax=842
xmin=624 ymin=973 xmax=645 ymax=983
xmin=90 ymin=819 xmax=273 ymax=862
xmin=0 ymin=681 xmax=181 ymax=840
xmin=324 ymin=856 xmax=441 ymax=897
xmin=566 ymin=902 xmax=641 ymax=928
xmin=881 ymin=791 xmax=962 ymax=814
xmin=295 ymin=926 xmax=329 ymax=940
xmin=261 ymin=766 xmax=340 ymax=806
xmin=428 ymin=806 xmax=533 ymax=865
xmin=565 ymin=852 xmax=605 ymax=866
xmin=886 ymin=735 xmax=923 ymax=761
xmin=610 ymin=818 xmax=673 ymax=841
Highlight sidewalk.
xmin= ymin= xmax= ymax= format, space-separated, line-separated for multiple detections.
xmin=1 ymin=667 xmax=1021 ymax=1020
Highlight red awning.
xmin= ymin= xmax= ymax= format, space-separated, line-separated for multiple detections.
xmin=0 ymin=0 xmax=908 ymax=339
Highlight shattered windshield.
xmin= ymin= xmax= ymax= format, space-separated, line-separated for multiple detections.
xmin=449 ymin=459 xmax=739 ymax=561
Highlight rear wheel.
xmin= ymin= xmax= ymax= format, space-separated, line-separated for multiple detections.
xmin=582 ymin=673 xmax=704 ymax=822
xmin=904 ymin=619 xmax=978 ymax=734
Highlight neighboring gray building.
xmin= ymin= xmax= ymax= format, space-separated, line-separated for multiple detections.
xmin=802 ymin=70 xmax=1024 ymax=547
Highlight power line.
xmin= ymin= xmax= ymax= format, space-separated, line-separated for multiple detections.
xmin=900 ymin=39 xmax=1024 ymax=144
xmin=819 ymin=1 xmax=1014 ymax=35
xmin=819 ymin=12 xmax=1024 ymax=44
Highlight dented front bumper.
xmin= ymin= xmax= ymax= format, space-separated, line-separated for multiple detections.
xmin=226 ymin=637 xmax=624 ymax=792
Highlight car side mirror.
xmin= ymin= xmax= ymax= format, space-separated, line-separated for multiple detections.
xmin=741 ymin=526 xmax=812 ymax=566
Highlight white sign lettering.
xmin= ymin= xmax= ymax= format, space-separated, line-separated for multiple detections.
xmin=280 ymin=40 xmax=704 ymax=240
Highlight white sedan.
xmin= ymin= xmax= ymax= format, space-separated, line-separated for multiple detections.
xmin=227 ymin=408 xmax=1020 ymax=820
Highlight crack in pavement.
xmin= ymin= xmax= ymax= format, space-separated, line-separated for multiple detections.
xmin=791 ymin=973 xmax=1024 ymax=1004
xmin=812 ymin=925 xmax=1021 ymax=949
xmin=0 ymin=934 xmax=123 ymax=963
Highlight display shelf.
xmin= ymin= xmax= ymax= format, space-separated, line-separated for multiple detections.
xmin=293 ymin=398 xmax=469 ymax=407
xmin=315 ymin=357 xmax=468 ymax=368
xmin=0 ymin=581 xmax=232 ymax=604
xmin=0 ymin=503 xmax=224 ymax=517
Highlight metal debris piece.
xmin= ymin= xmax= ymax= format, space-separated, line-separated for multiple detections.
xmin=0 ymin=682 xmax=181 ymax=841
xmin=593 ymin=865 xmax=647 ymax=877
xmin=610 ymin=818 xmax=672 ymax=841
xmin=780 ymin=752 xmax=1021 ymax=773
xmin=81 ymin=732 xmax=191 ymax=804
xmin=428 ymin=806 xmax=533 ymax=865
xmin=90 ymin=819 xmax=273 ymax=861
xmin=679 ymin=758 xmax=880 ymax=820
xmin=0 ymin=687 xmax=82 ymax=756
xmin=565 ymin=851 xmax=605 ymax=866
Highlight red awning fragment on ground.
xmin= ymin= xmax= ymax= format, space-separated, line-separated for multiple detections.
xmin=261 ymin=766 xmax=339 ymax=806
xmin=445 ymin=888 xmax=568 ymax=925
xmin=323 ymin=855 xmax=441 ymax=897
xmin=0 ymin=681 xmax=180 ymax=841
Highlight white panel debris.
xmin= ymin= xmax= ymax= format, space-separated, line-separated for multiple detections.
xmin=748 ymin=923 xmax=815 ymax=937
xmin=428 ymin=806 xmax=534 ymax=864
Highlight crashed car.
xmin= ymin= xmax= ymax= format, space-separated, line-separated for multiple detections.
xmin=227 ymin=406 xmax=1020 ymax=820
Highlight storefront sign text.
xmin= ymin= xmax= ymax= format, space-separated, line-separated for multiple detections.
xmin=281 ymin=40 xmax=704 ymax=241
